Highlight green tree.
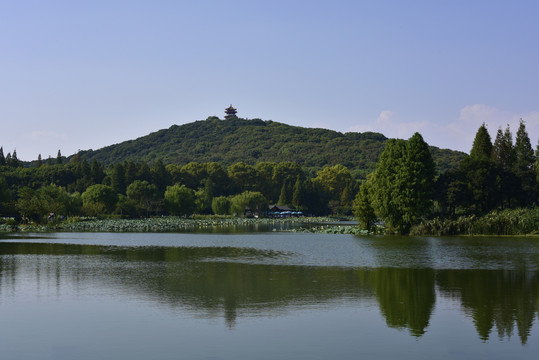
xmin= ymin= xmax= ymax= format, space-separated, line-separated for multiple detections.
xmin=81 ymin=184 xmax=118 ymax=215
xmin=292 ymin=176 xmax=308 ymax=210
xmin=36 ymin=154 xmax=43 ymax=168
xmin=254 ymin=162 xmax=277 ymax=201
xmin=56 ymin=150 xmax=63 ymax=165
xmin=353 ymin=179 xmax=376 ymax=230
xmin=230 ymin=191 xmax=268 ymax=216
xmin=277 ymin=181 xmax=290 ymax=205
xmin=151 ymin=159 xmax=170 ymax=193
xmin=111 ymin=163 xmax=126 ymax=194
xmin=195 ymin=179 xmax=213 ymax=214
xmin=492 ymin=125 xmax=514 ymax=170
xmin=90 ymin=160 xmax=105 ymax=184
xmin=164 ymin=184 xmax=195 ymax=216
xmin=470 ymin=123 xmax=493 ymax=160
xmin=126 ymin=180 xmax=160 ymax=216
xmin=16 ymin=184 xmax=78 ymax=222
xmin=228 ymin=162 xmax=259 ymax=193
xmin=513 ymin=119 xmax=537 ymax=205
xmin=370 ymin=133 xmax=435 ymax=234
xmin=514 ymin=119 xmax=535 ymax=173
xmin=211 ymin=196 xmax=231 ymax=215
xmin=0 ymin=147 xmax=6 ymax=166
xmin=0 ymin=176 xmax=13 ymax=216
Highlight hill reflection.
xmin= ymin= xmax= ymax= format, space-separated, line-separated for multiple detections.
xmin=1 ymin=242 xmax=538 ymax=343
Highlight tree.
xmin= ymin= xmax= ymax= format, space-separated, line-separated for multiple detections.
xmin=151 ymin=159 xmax=170 ymax=193
xmin=353 ymin=179 xmax=376 ymax=230
xmin=0 ymin=147 xmax=5 ymax=166
xmin=228 ymin=162 xmax=259 ymax=193
xmin=195 ymin=179 xmax=213 ymax=214
xmin=369 ymin=133 xmax=435 ymax=234
xmin=492 ymin=125 xmax=514 ymax=170
xmin=36 ymin=154 xmax=43 ymax=168
xmin=16 ymin=184 xmax=78 ymax=222
xmin=313 ymin=164 xmax=354 ymax=201
xmin=0 ymin=176 xmax=13 ymax=216
xmin=230 ymin=191 xmax=268 ymax=216
xmin=292 ymin=176 xmax=308 ymax=210
xmin=111 ymin=163 xmax=126 ymax=194
xmin=164 ymin=184 xmax=195 ymax=216
xmin=81 ymin=184 xmax=118 ymax=215
xmin=277 ymin=181 xmax=290 ymax=205
xmin=211 ymin=196 xmax=231 ymax=215
xmin=470 ymin=123 xmax=492 ymax=160
xmin=513 ymin=119 xmax=536 ymax=173
xmin=126 ymin=180 xmax=160 ymax=216
xmin=56 ymin=150 xmax=63 ymax=165
xmin=513 ymin=119 xmax=537 ymax=205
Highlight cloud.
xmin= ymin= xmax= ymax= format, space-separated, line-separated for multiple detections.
xmin=444 ymin=105 xmax=539 ymax=152
xmin=346 ymin=105 xmax=539 ymax=153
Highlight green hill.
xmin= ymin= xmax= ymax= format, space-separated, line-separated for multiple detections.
xmin=76 ymin=116 xmax=465 ymax=174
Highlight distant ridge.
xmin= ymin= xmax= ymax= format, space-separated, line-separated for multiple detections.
xmin=76 ymin=116 xmax=465 ymax=173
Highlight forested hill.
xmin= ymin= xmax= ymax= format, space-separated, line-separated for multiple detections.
xmin=76 ymin=117 xmax=465 ymax=173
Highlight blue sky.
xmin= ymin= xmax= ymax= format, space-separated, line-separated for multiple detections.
xmin=1 ymin=0 xmax=538 ymax=161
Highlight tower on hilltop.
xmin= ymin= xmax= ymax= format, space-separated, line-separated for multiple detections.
xmin=225 ymin=104 xmax=237 ymax=119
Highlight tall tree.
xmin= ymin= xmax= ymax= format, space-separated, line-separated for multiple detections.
xmin=513 ymin=119 xmax=537 ymax=205
xmin=0 ymin=147 xmax=5 ymax=166
xmin=513 ymin=119 xmax=535 ymax=173
xmin=111 ymin=163 xmax=126 ymax=194
xmin=470 ymin=123 xmax=493 ymax=160
xmin=56 ymin=150 xmax=63 ymax=165
xmin=36 ymin=154 xmax=43 ymax=168
xmin=492 ymin=125 xmax=514 ymax=170
xmin=370 ymin=133 xmax=436 ymax=234
xmin=151 ymin=159 xmax=170 ymax=194
xmin=353 ymin=179 xmax=376 ymax=231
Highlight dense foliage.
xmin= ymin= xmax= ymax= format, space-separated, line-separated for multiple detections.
xmin=354 ymin=121 xmax=538 ymax=234
xmin=1 ymin=119 xmax=536 ymax=235
xmin=72 ymin=117 xmax=463 ymax=174
xmin=0 ymin=154 xmax=364 ymax=223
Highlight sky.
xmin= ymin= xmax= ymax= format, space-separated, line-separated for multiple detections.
xmin=1 ymin=0 xmax=539 ymax=161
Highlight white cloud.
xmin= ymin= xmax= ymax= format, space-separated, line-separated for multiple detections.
xmin=443 ymin=105 xmax=539 ymax=152
xmin=346 ymin=105 xmax=539 ymax=153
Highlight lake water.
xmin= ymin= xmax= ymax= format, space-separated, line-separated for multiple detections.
xmin=1 ymin=232 xmax=539 ymax=359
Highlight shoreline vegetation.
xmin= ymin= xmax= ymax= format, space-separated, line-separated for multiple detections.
xmin=1 ymin=207 xmax=537 ymax=236
xmin=1 ymin=121 xmax=538 ymax=236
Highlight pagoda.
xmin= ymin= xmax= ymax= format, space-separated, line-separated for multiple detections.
xmin=224 ymin=104 xmax=237 ymax=119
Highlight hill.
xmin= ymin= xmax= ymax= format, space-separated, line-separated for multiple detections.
xmin=76 ymin=116 xmax=465 ymax=174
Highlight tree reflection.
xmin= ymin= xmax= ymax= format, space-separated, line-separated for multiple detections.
xmin=361 ymin=268 xmax=436 ymax=337
xmin=437 ymin=269 xmax=539 ymax=344
xmin=1 ymin=242 xmax=538 ymax=343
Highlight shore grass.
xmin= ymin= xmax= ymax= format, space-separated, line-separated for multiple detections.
xmin=410 ymin=207 xmax=539 ymax=236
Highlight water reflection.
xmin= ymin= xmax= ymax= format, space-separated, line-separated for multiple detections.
xmin=1 ymin=240 xmax=539 ymax=344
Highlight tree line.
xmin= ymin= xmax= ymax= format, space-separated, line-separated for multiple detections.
xmin=354 ymin=119 xmax=539 ymax=234
xmin=2 ymin=120 xmax=537 ymax=230
xmin=0 ymin=151 xmax=359 ymax=222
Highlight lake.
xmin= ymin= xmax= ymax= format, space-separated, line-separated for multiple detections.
xmin=1 ymin=231 xmax=539 ymax=359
